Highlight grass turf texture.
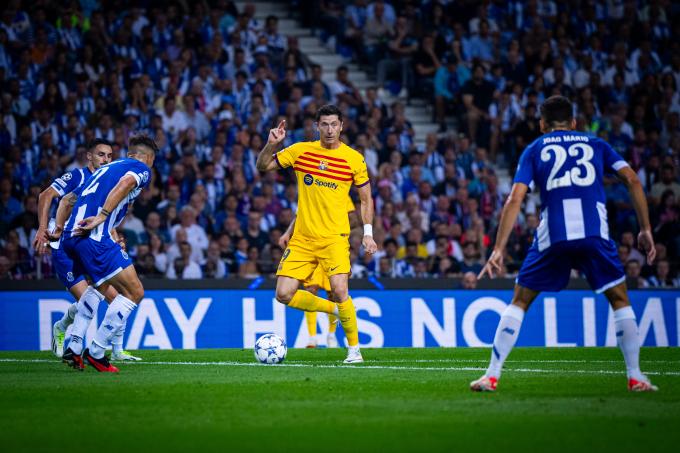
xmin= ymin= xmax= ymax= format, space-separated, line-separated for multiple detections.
xmin=1 ymin=348 xmax=678 ymax=452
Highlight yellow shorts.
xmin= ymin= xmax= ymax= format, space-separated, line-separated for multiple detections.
xmin=277 ymin=235 xmax=350 ymax=284
xmin=303 ymin=265 xmax=331 ymax=291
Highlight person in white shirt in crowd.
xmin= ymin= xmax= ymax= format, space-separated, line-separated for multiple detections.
xmin=166 ymin=241 xmax=203 ymax=279
xmin=170 ymin=206 xmax=209 ymax=264
xmin=160 ymin=95 xmax=187 ymax=140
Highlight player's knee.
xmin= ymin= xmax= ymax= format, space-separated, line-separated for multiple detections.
xmin=275 ymin=288 xmax=294 ymax=305
xmin=124 ymin=283 xmax=144 ymax=304
xmin=331 ymin=285 xmax=348 ymax=302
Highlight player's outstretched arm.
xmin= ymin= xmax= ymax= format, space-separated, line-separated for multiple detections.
xmin=34 ymin=186 xmax=60 ymax=255
xmin=75 ymin=175 xmax=138 ymax=235
xmin=617 ymin=166 xmax=656 ymax=265
xmin=478 ymin=182 xmax=528 ymax=279
xmin=357 ymin=183 xmax=378 ymax=254
xmin=256 ymin=120 xmax=286 ymax=172
xmin=279 ymin=215 xmax=296 ymax=249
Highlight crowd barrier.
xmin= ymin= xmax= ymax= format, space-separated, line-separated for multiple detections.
xmin=1 ymin=280 xmax=677 ymax=350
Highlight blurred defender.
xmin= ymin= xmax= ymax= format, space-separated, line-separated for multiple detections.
xmin=49 ymin=134 xmax=157 ymax=372
xmin=474 ymin=95 xmax=657 ymax=392
xmin=34 ymin=139 xmax=140 ymax=361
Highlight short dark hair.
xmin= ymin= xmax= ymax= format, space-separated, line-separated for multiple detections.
xmin=383 ymin=238 xmax=398 ymax=248
xmin=315 ymin=104 xmax=343 ymax=122
xmin=128 ymin=133 xmax=159 ymax=155
xmin=540 ymin=95 xmax=573 ymax=126
xmin=87 ymin=138 xmax=112 ymax=152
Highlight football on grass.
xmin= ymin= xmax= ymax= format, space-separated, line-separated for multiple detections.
xmin=254 ymin=333 xmax=287 ymax=364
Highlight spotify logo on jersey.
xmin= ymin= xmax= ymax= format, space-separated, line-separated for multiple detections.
xmin=304 ymin=174 xmax=314 ymax=185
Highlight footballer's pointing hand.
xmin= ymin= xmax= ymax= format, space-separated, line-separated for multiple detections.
xmin=478 ymin=248 xmax=504 ymax=280
xmin=268 ymin=120 xmax=286 ymax=146
xmin=363 ymin=235 xmax=378 ymax=254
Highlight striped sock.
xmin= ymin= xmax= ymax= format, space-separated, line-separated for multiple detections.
xmin=614 ymin=306 xmax=644 ymax=381
xmin=89 ymin=295 xmax=137 ymax=359
xmin=57 ymin=303 xmax=79 ymax=330
xmin=69 ymin=287 xmax=104 ymax=355
xmin=111 ymin=324 xmax=126 ymax=355
xmin=486 ymin=304 xmax=524 ymax=379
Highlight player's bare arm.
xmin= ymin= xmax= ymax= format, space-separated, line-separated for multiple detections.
xmin=34 ymin=186 xmax=61 ymax=255
xmin=478 ymin=182 xmax=529 ymax=279
xmin=279 ymin=215 xmax=296 ymax=249
xmin=75 ymin=175 xmax=138 ymax=235
xmin=616 ymin=166 xmax=656 ymax=265
xmin=357 ymin=183 xmax=378 ymax=254
xmin=45 ymin=192 xmax=78 ymax=242
xmin=256 ymin=120 xmax=286 ymax=172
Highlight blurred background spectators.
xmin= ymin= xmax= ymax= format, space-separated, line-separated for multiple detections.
xmin=0 ymin=0 xmax=678 ymax=287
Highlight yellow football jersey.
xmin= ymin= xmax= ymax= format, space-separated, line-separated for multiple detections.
xmin=275 ymin=140 xmax=368 ymax=239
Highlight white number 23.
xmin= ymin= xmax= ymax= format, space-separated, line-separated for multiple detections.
xmin=540 ymin=143 xmax=595 ymax=191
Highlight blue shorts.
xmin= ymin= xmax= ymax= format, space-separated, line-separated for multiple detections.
xmin=52 ymin=244 xmax=86 ymax=289
xmin=517 ymin=237 xmax=625 ymax=293
xmin=62 ymin=236 xmax=132 ymax=287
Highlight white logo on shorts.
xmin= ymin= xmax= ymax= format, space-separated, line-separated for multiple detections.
xmin=66 ymin=272 xmax=74 ymax=282
xmin=121 ymin=250 xmax=129 ymax=260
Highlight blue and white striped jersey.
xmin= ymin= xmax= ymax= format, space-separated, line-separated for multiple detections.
xmin=48 ymin=167 xmax=93 ymax=249
xmin=50 ymin=167 xmax=93 ymax=198
xmin=514 ymin=130 xmax=629 ymax=251
xmin=64 ymin=158 xmax=151 ymax=242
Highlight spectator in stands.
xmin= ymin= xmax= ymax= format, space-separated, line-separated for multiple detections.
xmin=624 ymin=260 xmax=649 ymax=289
xmin=461 ymin=64 xmax=496 ymax=147
xmin=167 ymin=241 xmax=203 ymax=279
xmin=650 ymin=164 xmax=680 ymax=205
xmin=171 ymin=206 xmax=209 ymax=264
xmin=461 ymin=271 xmax=477 ymax=289
xmin=0 ymin=1 xmax=676 ymax=286
xmin=647 ymin=259 xmax=680 ymax=288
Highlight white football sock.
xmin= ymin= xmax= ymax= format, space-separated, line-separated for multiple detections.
xmin=89 ymin=295 xmax=137 ymax=359
xmin=68 ymin=287 xmax=104 ymax=355
xmin=111 ymin=324 xmax=126 ymax=354
xmin=56 ymin=303 xmax=78 ymax=331
xmin=614 ymin=306 xmax=644 ymax=381
xmin=486 ymin=304 xmax=525 ymax=379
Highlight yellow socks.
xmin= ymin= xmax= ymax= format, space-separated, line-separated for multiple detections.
xmin=288 ymin=291 xmax=356 ymax=346
xmin=328 ymin=314 xmax=338 ymax=333
xmin=336 ymin=297 xmax=358 ymax=347
xmin=288 ymin=290 xmax=336 ymax=315
xmin=305 ymin=311 xmax=317 ymax=337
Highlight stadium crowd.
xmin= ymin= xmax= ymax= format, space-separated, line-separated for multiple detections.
xmin=0 ymin=0 xmax=678 ymax=287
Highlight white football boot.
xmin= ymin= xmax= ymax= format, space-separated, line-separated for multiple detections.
xmin=111 ymin=350 xmax=143 ymax=361
xmin=343 ymin=345 xmax=363 ymax=364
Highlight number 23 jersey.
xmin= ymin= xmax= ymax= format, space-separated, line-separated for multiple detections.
xmin=514 ymin=130 xmax=629 ymax=251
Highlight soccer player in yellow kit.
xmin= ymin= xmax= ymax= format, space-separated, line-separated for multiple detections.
xmin=279 ymin=197 xmax=357 ymax=348
xmin=256 ymin=104 xmax=377 ymax=363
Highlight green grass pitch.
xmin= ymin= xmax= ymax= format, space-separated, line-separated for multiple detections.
xmin=1 ymin=347 xmax=678 ymax=452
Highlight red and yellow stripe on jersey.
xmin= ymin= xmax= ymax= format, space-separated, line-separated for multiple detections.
xmin=275 ymin=140 xmax=368 ymax=240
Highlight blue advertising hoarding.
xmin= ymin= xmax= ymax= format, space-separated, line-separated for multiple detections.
xmin=0 ymin=290 xmax=678 ymax=350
